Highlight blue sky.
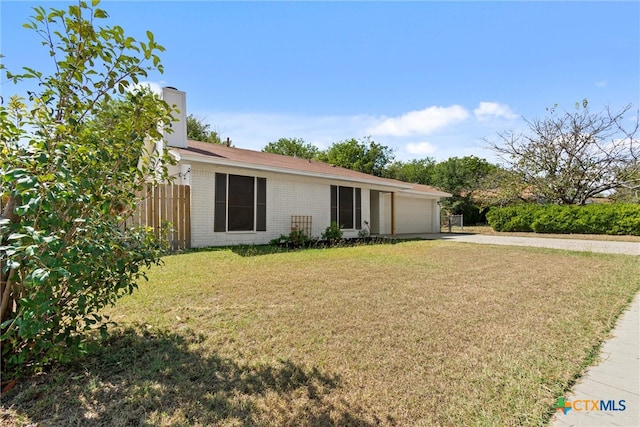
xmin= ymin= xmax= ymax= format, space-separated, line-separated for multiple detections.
xmin=2 ymin=1 xmax=639 ymax=163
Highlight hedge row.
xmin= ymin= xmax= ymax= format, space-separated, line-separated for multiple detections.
xmin=486 ymin=203 xmax=640 ymax=235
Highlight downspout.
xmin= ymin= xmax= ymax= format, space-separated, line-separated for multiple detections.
xmin=391 ymin=192 xmax=396 ymax=236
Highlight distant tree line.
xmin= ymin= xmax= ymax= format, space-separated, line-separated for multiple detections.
xmin=189 ymin=100 xmax=640 ymax=226
xmin=262 ymin=137 xmax=497 ymax=224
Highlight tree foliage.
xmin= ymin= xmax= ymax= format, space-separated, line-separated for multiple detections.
xmin=474 ymin=168 xmax=531 ymax=207
xmin=317 ymin=137 xmax=394 ymax=177
xmin=486 ymin=101 xmax=640 ymax=205
xmin=431 ymin=156 xmax=497 ymax=195
xmin=1 ymin=1 xmax=174 ymax=378
xmin=428 ymin=156 xmax=498 ymax=224
xmin=610 ymin=161 xmax=640 ymax=203
xmin=262 ymin=137 xmax=318 ymax=159
xmin=186 ymin=114 xmax=222 ymax=144
xmin=384 ymin=158 xmax=436 ymax=185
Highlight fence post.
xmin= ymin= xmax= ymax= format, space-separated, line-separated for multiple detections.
xmin=448 ymin=216 xmax=452 ymax=233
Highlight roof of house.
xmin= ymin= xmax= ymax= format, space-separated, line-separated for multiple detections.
xmin=176 ymin=140 xmax=452 ymax=198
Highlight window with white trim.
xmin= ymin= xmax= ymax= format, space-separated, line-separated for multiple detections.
xmin=215 ymin=173 xmax=266 ymax=232
xmin=330 ymin=185 xmax=361 ymax=229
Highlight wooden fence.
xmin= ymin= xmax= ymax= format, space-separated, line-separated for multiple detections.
xmin=129 ymin=184 xmax=191 ymax=251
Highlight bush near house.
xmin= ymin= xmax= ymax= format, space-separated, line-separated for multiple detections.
xmin=321 ymin=222 xmax=343 ymax=242
xmin=269 ymin=223 xmax=385 ymax=249
xmin=269 ymin=227 xmax=310 ymax=248
xmin=1 ymin=2 xmax=172 ymax=380
xmin=487 ymin=203 xmax=640 ymax=235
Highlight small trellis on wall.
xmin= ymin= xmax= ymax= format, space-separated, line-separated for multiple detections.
xmin=291 ymin=215 xmax=312 ymax=237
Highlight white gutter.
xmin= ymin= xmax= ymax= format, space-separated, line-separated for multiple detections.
xmin=399 ymin=188 xmax=453 ymax=198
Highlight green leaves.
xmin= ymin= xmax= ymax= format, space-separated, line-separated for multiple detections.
xmin=93 ymin=8 xmax=108 ymax=19
xmin=262 ymin=137 xmax=317 ymax=158
xmin=26 ymin=268 xmax=50 ymax=286
xmin=487 ymin=203 xmax=640 ymax=235
xmin=1 ymin=0 xmax=172 ymax=380
xmin=187 ymin=114 xmax=223 ymax=144
xmin=317 ymin=136 xmax=394 ymax=177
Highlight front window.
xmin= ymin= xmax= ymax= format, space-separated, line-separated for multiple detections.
xmin=331 ymin=185 xmax=361 ymax=229
xmin=215 ymin=173 xmax=266 ymax=232
xmin=228 ymin=175 xmax=255 ymax=231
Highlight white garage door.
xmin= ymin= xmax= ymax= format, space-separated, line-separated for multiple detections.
xmin=395 ymin=196 xmax=434 ymax=234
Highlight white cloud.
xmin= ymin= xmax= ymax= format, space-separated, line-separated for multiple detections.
xmin=189 ymin=107 xmax=503 ymax=163
xmin=131 ymin=81 xmax=165 ymax=95
xmin=368 ymin=105 xmax=469 ymax=136
xmin=406 ymin=141 xmax=437 ymax=155
xmin=198 ymin=111 xmax=379 ymax=151
xmin=595 ymin=80 xmax=608 ymax=87
xmin=474 ymin=102 xmax=518 ymax=121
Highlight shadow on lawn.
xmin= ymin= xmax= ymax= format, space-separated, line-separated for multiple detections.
xmin=172 ymin=237 xmax=408 ymax=258
xmin=3 ymin=327 xmax=377 ymax=426
xmin=229 ymin=237 xmax=401 ymax=257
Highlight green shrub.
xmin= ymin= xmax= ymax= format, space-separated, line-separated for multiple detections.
xmin=487 ymin=203 xmax=640 ymax=235
xmin=486 ymin=205 xmax=543 ymax=232
xmin=322 ymin=222 xmax=343 ymax=241
xmin=269 ymin=227 xmax=310 ymax=247
xmin=288 ymin=227 xmax=309 ymax=246
xmin=1 ymin=1 xmax=171 ymax=379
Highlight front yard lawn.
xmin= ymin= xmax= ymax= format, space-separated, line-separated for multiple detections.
xmin=2 ymin=241 xmax=639 ymax=426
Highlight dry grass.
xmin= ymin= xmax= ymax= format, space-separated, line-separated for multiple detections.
xmin=2 ymin=241 xmax=639 ymax=426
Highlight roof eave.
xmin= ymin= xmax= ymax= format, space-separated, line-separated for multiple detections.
xmin=400 ymin=189 xmax=453 ymax=198
xmin=178 ymin=151 xmax=412 ymax=190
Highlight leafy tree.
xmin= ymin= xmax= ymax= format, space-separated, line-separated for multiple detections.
xmin=384 ymin=158 xmax=436 ymax=185
xmin=432 ymin=156 xmax=498 ymax=194
xmin=610 ymin=160 xmax=640 ymax=203
xmin=474 ymin=167 xmax=532 ymax=207
xmin=431 ymin=156 xmax=498 ymax=224
xmin=486 ymin=100 xmax=640 ymax=205
xmin=1 ymin=1 xmax=173 ymax=378
xmin=317 ymin=137 xmax=394 ymax=177
xmin=262 ymin=137 xmax=318 ymax=159
xmin=186 ymin=114 xmax=222 ymax=144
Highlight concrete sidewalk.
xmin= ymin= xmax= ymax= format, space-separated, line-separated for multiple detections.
xmin=550 ymin=295 xmax=640 ymax=427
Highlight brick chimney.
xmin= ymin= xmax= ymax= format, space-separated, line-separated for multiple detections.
xmin=162 ymin=87 xmax=187 ymax=148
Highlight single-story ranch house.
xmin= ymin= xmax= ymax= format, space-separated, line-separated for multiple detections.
xmin=160 ymin=87 xmax=451 ymax=247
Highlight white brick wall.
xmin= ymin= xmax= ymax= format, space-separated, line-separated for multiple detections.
xmin=189 ymin=163 xmax=371 ymax=247
xmin=189 ymin=167 xmax=215 ymax=247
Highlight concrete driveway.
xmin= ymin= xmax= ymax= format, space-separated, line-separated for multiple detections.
xmin=403 ymin=233 xmax=640 ymax=256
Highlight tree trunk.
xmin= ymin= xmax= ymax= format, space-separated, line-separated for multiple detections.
xmin=1 ymin=195 xmax=21 ymax=324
